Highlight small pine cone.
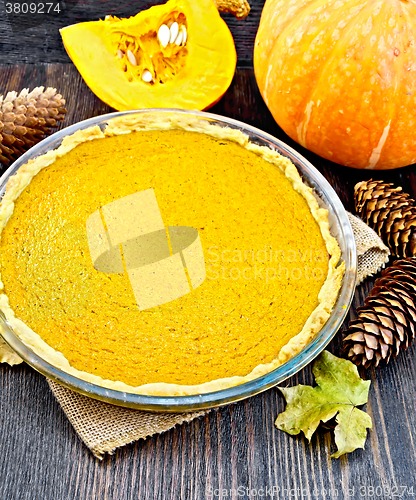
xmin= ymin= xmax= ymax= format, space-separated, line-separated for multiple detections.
xmin=0 ymin=87 xmax=67 ymax=166
xmin=344 ymin=257 xmax=416 ymax=368
xmin=213 ymin=0 xmax=250 ymax=18
xmin=354 ymin=179 xmax=416 ymax=258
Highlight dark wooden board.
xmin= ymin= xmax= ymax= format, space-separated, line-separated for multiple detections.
xmin=0 ymin=0 xmax=264 ymax=66
xmin=1 ymin=8 xmax=416 ymax=499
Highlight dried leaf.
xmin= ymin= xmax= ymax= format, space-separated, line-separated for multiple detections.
xmin=0 ymin=336 xmax=23 ymax=365
xmin=275 ymin=351 xmax=372 ymax=458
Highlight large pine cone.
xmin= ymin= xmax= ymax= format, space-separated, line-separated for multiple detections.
xmin=344 ymin=257 xmax=416 ymax=368
xmin=354 ymin=179 xmax=416 ymax=258
xmin=0 ymin=87 xmax=67 ymax=166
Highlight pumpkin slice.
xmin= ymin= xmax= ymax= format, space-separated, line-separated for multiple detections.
xmin=61 ymin=0 xmax=237 ymax=111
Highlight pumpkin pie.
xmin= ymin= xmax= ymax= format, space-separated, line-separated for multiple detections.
xmin=0 ymin=114 xmax=344 ymax=396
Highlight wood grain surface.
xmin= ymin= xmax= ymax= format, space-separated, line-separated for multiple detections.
xmin=1 ymin=2 xmax=416 ymax=499
xmin=0 ymin=0 xmax=263 ymax=65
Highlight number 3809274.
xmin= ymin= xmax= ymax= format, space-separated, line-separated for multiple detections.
xmin=5 ymin=3 xmax=61 ymax=14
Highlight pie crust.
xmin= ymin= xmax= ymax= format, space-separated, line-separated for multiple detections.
xmin=0 ymin=113 xmax=344 ymax=396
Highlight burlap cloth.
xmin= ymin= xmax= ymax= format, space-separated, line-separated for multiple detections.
xmin=0 ymin=212 xmax=389 ymax=458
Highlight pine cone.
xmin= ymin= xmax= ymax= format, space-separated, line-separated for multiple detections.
xmin=0 ymin=87 xmax=67 ymax=166
xmin=344 ymin=257 xmax=416 ymax=368
xmin=354 ymin=180 xmax=416 ymax=258
xmin=213 ymin=0 xmax=250 ymax=18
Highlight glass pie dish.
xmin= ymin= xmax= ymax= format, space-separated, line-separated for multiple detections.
xmin=0 ymin=109 xmax=356 ymax=412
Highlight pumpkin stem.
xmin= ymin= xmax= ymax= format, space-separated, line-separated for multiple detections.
xmin=213 ymin=0 xmax=250 ymax=19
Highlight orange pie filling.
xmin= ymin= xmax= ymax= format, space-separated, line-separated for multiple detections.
xmin=0 ymin=116 xmax=344 ymax=395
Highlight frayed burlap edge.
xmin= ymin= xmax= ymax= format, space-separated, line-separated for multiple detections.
xmin=347 ymin=212 xmax=390 ymax=284
xmin=47 ymin=379 xmax=207 ymax=459
xmin=0 ymin=212 xmax=390 ymax=457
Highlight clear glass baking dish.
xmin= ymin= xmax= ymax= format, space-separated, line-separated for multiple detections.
xmin=0 ymin=109 xmax=356 ymax=412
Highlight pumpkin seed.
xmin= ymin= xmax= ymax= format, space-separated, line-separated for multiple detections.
xmin=174 ymin=31 xmax=183 ymax=46
xmin=142 ymin=70 xmax=153 ymax=83
xmin=127 ymin=50 xmax=137 ymax=66
xmin=169 ymin=22 xmax=179 ymax=44
xmin=117 ymin=49 xmax=124 ymax=59
xmin=181 ymin=26 xmax=187 ymax=44
xmin=158 ymin=24 xmax=170 ymax=48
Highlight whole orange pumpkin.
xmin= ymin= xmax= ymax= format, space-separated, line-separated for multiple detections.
xmin=254 ymin=0 xmax=416 ymax=170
